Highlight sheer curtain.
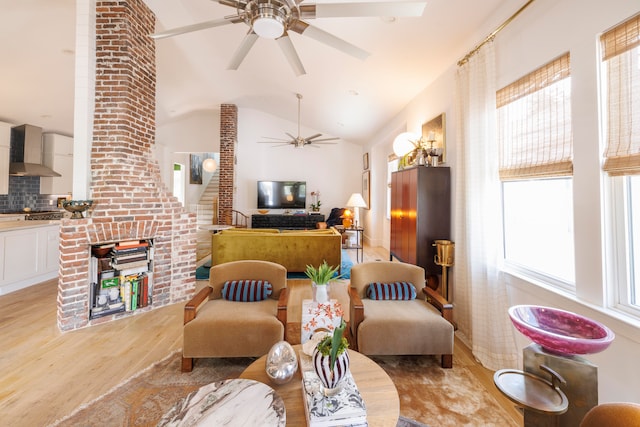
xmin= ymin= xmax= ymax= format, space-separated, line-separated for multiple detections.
xmin=454 ymin=42 xmax=519 ymax=370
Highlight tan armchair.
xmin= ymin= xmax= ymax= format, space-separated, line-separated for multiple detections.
xmin=182 ymin=260 xmax=289 ymax=372
xmin=348 ymin=261 xmax=454 ymax=368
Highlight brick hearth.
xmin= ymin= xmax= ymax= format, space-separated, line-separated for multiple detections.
xmin=57 ymin=0 xmax=196 ymax=331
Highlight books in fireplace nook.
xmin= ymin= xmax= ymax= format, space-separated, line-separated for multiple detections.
xmin=299 ymin=351 xmax=367 ymax=427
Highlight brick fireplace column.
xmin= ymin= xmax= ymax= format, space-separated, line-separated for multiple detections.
xmin=57 ymin=0 xmax=197 ymax=331
xmin=218 ymin=104 xmax=237 ymax=223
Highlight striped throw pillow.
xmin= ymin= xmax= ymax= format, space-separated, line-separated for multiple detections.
xmin=366 ymin=281 xmax=417 ymax=300
xmin=222 ymin=280 xmax=273 ymax=302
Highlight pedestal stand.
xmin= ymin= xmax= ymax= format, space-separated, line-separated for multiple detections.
xmin=523 ymin=344 xmax=598 ymax=426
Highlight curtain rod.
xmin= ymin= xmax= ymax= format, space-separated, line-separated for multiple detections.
xmin=457 ymin=0 xmax=536 ymax=67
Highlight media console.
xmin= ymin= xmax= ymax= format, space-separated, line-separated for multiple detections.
xmin=251 ymin=213 xmax=325 ymax=230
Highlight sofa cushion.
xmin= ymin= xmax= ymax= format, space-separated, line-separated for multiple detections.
xmin=366 ymin=281 xmax=417 ymax=300
xmin=222 ymin=280 xmax=273 ymax=301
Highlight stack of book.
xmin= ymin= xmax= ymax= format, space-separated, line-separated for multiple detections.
xmin=299 ymin=352 xmax=367 ymax=427
xmin=89 ymin=240 xmax=154 ymax=319
xmin=111 ymin=240 xmax=150 ymax=275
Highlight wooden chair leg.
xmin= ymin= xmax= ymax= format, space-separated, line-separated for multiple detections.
xmin=441 ymin=354 xmax=453 ymax=369
xmin=182 ymin=356 xmax=194 ymax=372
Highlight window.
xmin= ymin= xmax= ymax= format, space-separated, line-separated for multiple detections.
xmin=600 ymin=13 xmax=640 ymax=315
xmin=497 ymin=53 xmax=575 ymax=287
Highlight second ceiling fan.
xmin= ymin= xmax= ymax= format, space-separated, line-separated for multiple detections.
xmin=150 ymin=0 xmax=427 ymax=76
xmin=258 ymin=93 xmax=339 ymax=148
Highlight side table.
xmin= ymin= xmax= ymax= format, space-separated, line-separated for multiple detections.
xmin=301 ymin=299 xmax=344 ymax=343
xmin=158 ymin=378 xmax=285 ymax=426
xmin=345 ymin=227 xmax=364 ymax=263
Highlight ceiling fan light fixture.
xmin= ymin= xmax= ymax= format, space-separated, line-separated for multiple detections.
xmin=250 ymin=4 xmax=286 ymax=39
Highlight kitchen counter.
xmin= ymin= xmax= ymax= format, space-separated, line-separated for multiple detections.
xmin=0 ymin=220 xmax=61 ymax=231
xmin=0 ymin=221 xmax=61 ymax=295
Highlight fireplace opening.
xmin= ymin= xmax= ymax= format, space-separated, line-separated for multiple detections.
xmin=89 ymin=239 xmax=154 ymax=320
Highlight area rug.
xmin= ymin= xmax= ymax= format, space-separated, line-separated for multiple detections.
xmin=195 ymin=249 xmax=354 ymax=281
xmin=51 ymin=349 xmax=515 ymax=427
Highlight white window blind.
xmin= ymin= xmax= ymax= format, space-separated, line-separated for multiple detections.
xmin=601 ymin=13 xmax=640 ymax=176
xmin=496 ymin=53 xmax=573 ymax=180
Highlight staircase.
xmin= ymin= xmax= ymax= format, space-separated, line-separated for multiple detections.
xmin=195 ymin=172 xmax=219 ymax=262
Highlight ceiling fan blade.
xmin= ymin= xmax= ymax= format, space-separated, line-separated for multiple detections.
xmin=276 ymin=33 xmax=306 ymax=76
xmin=305 ymin=133 xmax=323 ymax=141
xmin=309 ymin=137 xmax=340 ymax=143
xmin=259 ymin=136 xmax=290 ymax=141
xmin=227 ymin=31 xmax=259 ymax=70
xmin=285 ymin=132 xmax=298 ymax=141
xmin=299 ymin=1 xmax=427 ymax=19
xmin=291 ymin=21 xmax=369 ymax=60
xmin=150 ymin=16 xmax=239 ymax=40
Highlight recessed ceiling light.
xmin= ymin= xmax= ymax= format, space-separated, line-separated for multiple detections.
xmin=348 ymin=90 xmax=359 ymax=96
xmin=380 ymin=16 xmax=396 ymax=23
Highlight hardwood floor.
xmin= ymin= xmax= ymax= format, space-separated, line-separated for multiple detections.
xmin=0 ymin=245 xmax=522 ymax=426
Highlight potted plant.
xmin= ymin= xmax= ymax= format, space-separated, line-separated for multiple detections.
xmin=305 ymin=261 xmax=343 ymax=304
xmin=310 ymin=191 xmax=321 ymax=212
xmin=312 ymin=319 xmax=349 ymax=395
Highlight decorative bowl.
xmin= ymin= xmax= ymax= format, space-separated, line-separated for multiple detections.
xmin=63 ymin=200 xmax=93 ymax=219
xmin=508 ymin=305 xmax=615 ymax=356
xmin=258 ymin=209 xmax=269 ymax=214
xmin=92 ymin=247 xmax=111 ymax=257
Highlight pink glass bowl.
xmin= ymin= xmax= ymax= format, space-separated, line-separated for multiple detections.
xmin=508 ymin=305 xmax=615 ymax=356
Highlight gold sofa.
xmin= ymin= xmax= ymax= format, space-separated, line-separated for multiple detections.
xmin=182 ymin=260 xmax=289 ymax=372
xmin=348 ymin=261 xmax=455 ymax=368
xmin=210 ymin=228 xmax=342 ymax=272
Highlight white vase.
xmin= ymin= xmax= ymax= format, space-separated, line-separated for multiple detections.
xmin=313 ymin=282 xmax=329 ymax=304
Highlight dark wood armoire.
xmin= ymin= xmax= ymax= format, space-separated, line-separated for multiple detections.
xmin=390 ymin=166 xmax=451 ymax=276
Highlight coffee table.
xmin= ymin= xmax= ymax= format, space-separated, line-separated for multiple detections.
xmin=240 ymin=344 xmax=400 ymax=427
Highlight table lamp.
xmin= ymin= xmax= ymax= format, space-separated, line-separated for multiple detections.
xmin=340 ymin=209 xmax=353 ymax=229
xmin=345 ymin=193 xmax=367 ymax=228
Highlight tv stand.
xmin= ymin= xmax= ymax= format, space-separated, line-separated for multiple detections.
xmin=251 ymin=213 xmax=325 ymax=230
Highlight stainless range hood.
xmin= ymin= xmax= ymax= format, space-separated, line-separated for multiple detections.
xmin=9 ymin=124 xmax=61 ymax=177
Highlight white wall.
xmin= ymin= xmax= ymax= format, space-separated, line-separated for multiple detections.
xmin=365 ymin=0 xmax=640 ymax=404
xmin=236 ymin=108 xmax=363 ymax=218
xmin=154 ymin=106 xmax=363 ymax=219
xmin=154 ymin=109 xmax=220 ymax=210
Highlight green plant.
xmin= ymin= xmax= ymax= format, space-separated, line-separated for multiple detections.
xmin=316 ymin=319 xmax=348 ymax=371
xmin=310 ymin=190 xmax=321 ymax=211
xmin=305 ymin=260 xmax=343 ymax=285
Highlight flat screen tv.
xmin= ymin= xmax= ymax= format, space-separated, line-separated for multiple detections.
xmin=257 ymin=181 xmax=306 ymax=209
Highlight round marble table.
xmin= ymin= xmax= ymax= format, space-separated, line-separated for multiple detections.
xmin=158 ymin=378 xmax=285 ymax=426
xmin=240 ymin=344 xmax=400 ymax=427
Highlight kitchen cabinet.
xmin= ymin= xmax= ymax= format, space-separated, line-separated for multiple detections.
xmin=0 ymin=222 xmax=60 ymax=295
xmin=390 ymin=166 xmax=451 ymax=275
xmin=40 ymin=133 xmax=73 ymax=195
xmin=0 ymin=121 xmax=12 ymax=195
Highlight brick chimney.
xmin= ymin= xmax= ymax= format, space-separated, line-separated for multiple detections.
xmin=57 ymin=0 xmax=196 ymax=331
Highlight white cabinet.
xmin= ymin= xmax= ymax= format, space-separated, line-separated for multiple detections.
xmin=0 ymin=122 xmax=13 ymax=195
xmin=40 ymin=133 xmax=73 ymax=195
xmin=0 ymin=223 xmax=60 ymax=295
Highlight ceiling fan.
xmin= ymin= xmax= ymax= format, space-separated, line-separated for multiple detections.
xmin=258 ymin=93 xmax=339 ymax=148
xmin=150 ymin=0 xmax=427 ymax=76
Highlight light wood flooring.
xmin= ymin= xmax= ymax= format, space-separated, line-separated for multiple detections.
xmin=0 ymin=245 xmax=522 ymax=426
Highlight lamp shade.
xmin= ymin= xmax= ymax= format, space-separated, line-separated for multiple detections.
xmin=202 ymin=158 xmax=217 ymax=173
xmin=393 ymin=132 xmax=419 ymax=157
xmin=346 ymin=193 xmax=367 ymax=208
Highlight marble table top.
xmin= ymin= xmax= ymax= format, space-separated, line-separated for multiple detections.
xmin=158 ymin=378 xmax=285 ymax=426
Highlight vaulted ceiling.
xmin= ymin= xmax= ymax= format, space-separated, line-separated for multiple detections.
xmin=0 ymin=0 xmax=516 ymax=144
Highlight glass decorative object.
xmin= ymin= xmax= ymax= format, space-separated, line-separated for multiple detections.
xmin=508 ymin=305 xmax=615 ymax=356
